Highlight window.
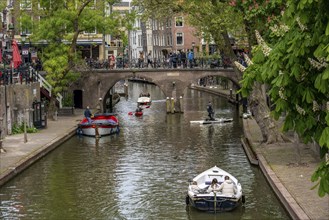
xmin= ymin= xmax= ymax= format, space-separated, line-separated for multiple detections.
xmin=20 ymin=0 xmax=32 ymax=9
xmin=138 ymin=35 xmax=141 ymax=47
xmin=175 ymin=17 xmax=183 ymax=27
xmin=177 ymin=33 xmax=183 ymax=45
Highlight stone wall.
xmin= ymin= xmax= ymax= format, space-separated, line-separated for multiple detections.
xmin=0 ymin=83 xmax=40 ymax=137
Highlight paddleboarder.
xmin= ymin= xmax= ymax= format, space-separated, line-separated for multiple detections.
xmin=207 ymin=101 xmax=215 ymax=121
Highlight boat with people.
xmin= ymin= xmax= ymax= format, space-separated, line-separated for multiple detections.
xmin=77 ymin=113 xmax=120 ymax=137
xmin=190 ymin=117 xmax=233 ymax=125
xmin=186 ymin=166 xmax=244 ymax=212
xmin=137 ymin=92 xmax=152 ymax=107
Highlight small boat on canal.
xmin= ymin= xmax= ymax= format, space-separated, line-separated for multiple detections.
xmin=186 ymin=166 xmax=244 ymax=212
xmin=190 ymin=117 xmax=233 ymax=125
xmin=77 ymin=113 xmax=120 ymax=137
xmin=137 ymin=92 xmax=152 ymax=107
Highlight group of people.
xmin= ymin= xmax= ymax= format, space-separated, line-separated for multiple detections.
xmin=191 ymin=176 xmax=237 ymax=196
xmin=135 ymin=50 xmax=195 ymax=69
xmin=207 ymin=176 xmax=237 ymax=195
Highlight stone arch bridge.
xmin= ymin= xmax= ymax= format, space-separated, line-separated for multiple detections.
xmin=74 ymin=68 xmax=240 ymax=112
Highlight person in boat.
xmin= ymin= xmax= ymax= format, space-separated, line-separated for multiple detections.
xmin=207 ymin=101 xmax=215 ymax=121
xmin=84 ymin=106 xmax=92 ymax=123
xmin=191 ymin=181 xmax=201 ymax=193
xmin=218 ymin=176 xmax=237 ymax=196
xmin=136 ymin=106 xmax=143 ymax=113
xmin=207 ymin=178 xmax=220 ymax=193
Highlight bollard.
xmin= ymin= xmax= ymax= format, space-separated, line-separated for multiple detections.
xmin=124 ymin=83 xmax=128 ymax=99
xmin=179 ymin=96 xmax=184 ymax=113
xmin=166 ymin=97 xmax=170 ymax=113
xmin=171 ymin=97 xmax=175 ymax=114
xmin=95 ymin=124 xmax=100 ymax=139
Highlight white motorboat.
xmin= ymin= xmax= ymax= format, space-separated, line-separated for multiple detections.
xmin=137 ymin=92 xmax=152 ymax=107
xmin=186 ymin=166 xmax=244 ymax=212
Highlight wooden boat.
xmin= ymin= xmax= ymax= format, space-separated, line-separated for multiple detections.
xmin=190 ymin=118 xmax=233 ymax=125
xmin=77 ymin=113 xmax=120 ymax=137
xmin=186 ymin=166 xmax=244 ymax=212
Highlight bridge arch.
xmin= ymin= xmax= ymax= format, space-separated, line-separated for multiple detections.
xmin=73 ymin=68 xmax=239 ymax=112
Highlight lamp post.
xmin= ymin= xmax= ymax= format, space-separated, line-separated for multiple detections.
xmin=7 ymin=23 xmax=14 ymax=84
xmin=192 ymin=41 xmax=195 ymax=53
xmin=20 ymin=32 xmax=30 ymax=64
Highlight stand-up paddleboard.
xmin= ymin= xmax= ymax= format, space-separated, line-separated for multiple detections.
xmin=190 ymin=118 xmax=233 ymax=125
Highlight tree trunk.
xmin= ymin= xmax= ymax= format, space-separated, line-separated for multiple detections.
xmin=221 ymin=31 xmax=286 ymax=144
xmin=47 ymin=97 xmax=58 ymax=121
xmin=248 ymin=82 xmax=284 ymax=143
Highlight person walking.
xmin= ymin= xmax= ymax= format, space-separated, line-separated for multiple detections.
xmin=109 ymin=54 xmax=115 ymax=69
xmin=188 ymin=50 xmax=194 ymax=68
xmin=138 ymin=51 xmax=144 ymax=68
xmin=147 ymin=52 xmax=153 ymax=68
xmin=181 ymin=50 xmax=187 ymax=68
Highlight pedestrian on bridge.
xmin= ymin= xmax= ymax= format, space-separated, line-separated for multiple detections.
xmin=188 ymin=50 xmax=194 ymax=68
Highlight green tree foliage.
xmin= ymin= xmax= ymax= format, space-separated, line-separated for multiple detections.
xmin=18 ymin=0 xmax=135 ymax=113
xmin=238 ymin=0 xmax=329 ymax=196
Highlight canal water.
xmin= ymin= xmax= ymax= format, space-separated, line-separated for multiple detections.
xmin=0 ymin=82 xmax=290 ymax=219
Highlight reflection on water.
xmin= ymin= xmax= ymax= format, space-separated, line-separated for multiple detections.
xmin=0 ymin=82 xmax=290 ymax=220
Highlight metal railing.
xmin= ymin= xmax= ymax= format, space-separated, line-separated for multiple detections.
xmin=85 ymin=57 xmax=235 ymax=70
xmin=0 ymin=64 xmax=63 ymax=108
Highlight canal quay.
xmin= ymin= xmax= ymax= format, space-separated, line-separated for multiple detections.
xmin=0 ymin=83 xmax=328 ymax=220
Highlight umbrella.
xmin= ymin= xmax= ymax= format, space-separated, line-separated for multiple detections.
xmin=11 ymin=39 xmax=22 ymax=69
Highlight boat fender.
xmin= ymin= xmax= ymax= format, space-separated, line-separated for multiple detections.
xmin=242 ymin=194 xmax=246 ymax=204
xmin=185 ymin=195 xmax=190 ymax=205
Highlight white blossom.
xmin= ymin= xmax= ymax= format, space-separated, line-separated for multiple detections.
xmin=255 ymin=30 xmax=272 ymax=57
xmin=279 ymin=87 xmax=287 ymax=100
xmin=243 ymin=53 xmax=253 ymax=66
xmin=312 ymin=101 xmax=320 ymax=112
xmin=308 ymin=58 xmax=328 ymax=70
xmin=255 ymin=30 xmax=264 ymax=45
xmin=234 ymin=61 xmax=246 ymax=72
xmin=270 ymin=24 xmax=290 ymax=37
xmin=296 ymin=104 xmax=306 ymax=115
xmin=296 ymin=17 xmax=307 ymax=31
